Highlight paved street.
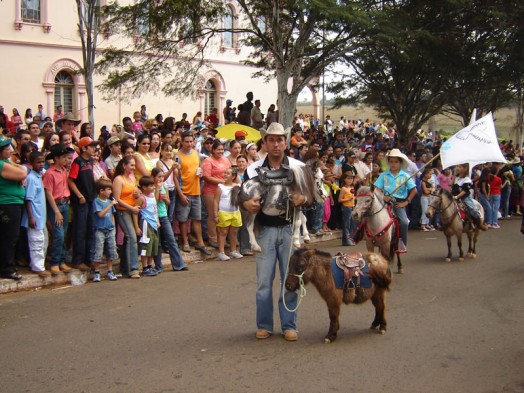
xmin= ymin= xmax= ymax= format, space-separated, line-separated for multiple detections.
xmin=1 ymin=219 xmax=523 ymax=393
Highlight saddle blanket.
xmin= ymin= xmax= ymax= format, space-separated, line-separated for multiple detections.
xmin=331 ymin=258 xmax=372 ymax=290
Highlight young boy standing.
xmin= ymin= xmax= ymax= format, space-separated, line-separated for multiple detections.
xmin=135 ymin=176 xmax=160 ymax=276
xmin=42 ymin=144 xmax=74 ymax=275
xmin=68 ymin=136 xmax=98 ymax=272
xmin=91 ymin=179 xmax=119 ymax=282
xmin=22 ymin=151 xmax=50 ymax=277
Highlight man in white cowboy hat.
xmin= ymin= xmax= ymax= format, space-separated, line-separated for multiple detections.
xmin=243 ymin=122 xmax=308 ymax=342
xmin=373 ymin=148 xmax=418 ymax=250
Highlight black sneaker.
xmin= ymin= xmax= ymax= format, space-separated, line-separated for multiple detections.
xmin=142 ymin=266 xmax=158 ymax=276
xmin=195 ymin=245 xmax=211 ymax=255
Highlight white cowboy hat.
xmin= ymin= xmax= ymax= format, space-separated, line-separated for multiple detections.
xmin=386 ymin=148 xmax=410 ymax=169
xmin=265 ymin=122 xmax=289 ymax=138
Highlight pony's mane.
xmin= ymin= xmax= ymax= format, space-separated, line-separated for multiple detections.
xmin=313 ymin=249 xmax=332 ymax=259
xmin=441 ymin=188 xmax=453 ymax=200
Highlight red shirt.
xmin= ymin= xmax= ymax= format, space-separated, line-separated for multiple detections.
xmin=488 ymin=175 xmax=502 ymax=195
xmin=43 ymin=165 xmax=70 ymax=199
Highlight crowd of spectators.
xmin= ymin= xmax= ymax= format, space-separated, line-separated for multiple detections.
xmin=0 ymin=100 xmax=522 ymax=281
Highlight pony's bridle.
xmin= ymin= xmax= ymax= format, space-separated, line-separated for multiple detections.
xmin=355 ymin=191 xmax=387 ymax=218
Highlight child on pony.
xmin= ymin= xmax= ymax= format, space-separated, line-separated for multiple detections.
xmin=451 ymin=164 xmax=488 ymax=231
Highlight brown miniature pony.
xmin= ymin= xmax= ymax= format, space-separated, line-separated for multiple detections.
xmin=285 ymin=248 xmax=392 ymax=343
xmin=426 ymin=187 xmax=483 ymax=262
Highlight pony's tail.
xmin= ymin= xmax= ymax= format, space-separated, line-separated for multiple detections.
xmin=230 ymin=185 xmax=241 ymax=208
xmin=367 ymin=268 xmax=392 ymax=291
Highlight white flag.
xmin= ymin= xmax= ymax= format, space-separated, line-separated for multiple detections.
xmin=440 ymin=113 xmax=507 ymax=169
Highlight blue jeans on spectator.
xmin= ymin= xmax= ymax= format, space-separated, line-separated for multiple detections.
xmin=420 ymin=195 xmax=430 ymax=226
xmin=488 ymin=194 xmax=501 ymax=225
xmin=501 ymin=183 xmax=511 ymax=217
xmin=341 ymin=205 xmax=354 ymax=245
xmin=71 ymin=202 xmax=94 ymax=266
xmin=393 ymin=205 xmax=409 ymax=246
xmin=155 ymin=216 xmax=188 ymax=271
xmin=255 ymin=225 xmax=297 ymax=333
xmin=167 ymin=189 xmax=176 ymax=223
xmin=47 ymin=202 xmax=69 ymax=266
xmin=115 ymin=210 xmax=139 ymax=276
xmin=479 ymin=194 xmax=492 ymax=225
xmin=308 ymin=201 xmax=323 ymax=233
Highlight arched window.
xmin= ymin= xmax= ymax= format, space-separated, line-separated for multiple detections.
xmin=54 ymin=71 xmax=74 ymax=113
xmin=204 ymin=80 xmax=216 ymax=116
xmin=223 ymin=5 xmax=233 ymax=48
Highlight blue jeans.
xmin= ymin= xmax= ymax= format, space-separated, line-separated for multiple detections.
xmin=47 ymin=202 xmax=69 ymax=266
xmin=462 ymin=195 xmax=481 ymax=220
xmin=155 ymin=216 xmax=187 ymax=271
xmin=479 ymin=194 xmax=492 ymax=225
xmin=393 ymin=205 xmax=409 ymax=246
xmin=420 ymin=195 xmax=430 ymax=225
xmin=308 ymin=201 xmax=323 ymax=233
xmin=71 ymin=202 xmax=94 ymax=266
xmin=255 ymin=225 xmax=297 ymax=333
xmin=341 ymin=205 xmax=354 ymax=244
xmin=167 ymin=189 xmax=176 ymax=223
xmin=489 ymin=194 xmax=501 ymax=225
xmin=501 ymin=183 xmax=511 ymax=217
xmin=115 ymin=210 xmax=139 ymax=276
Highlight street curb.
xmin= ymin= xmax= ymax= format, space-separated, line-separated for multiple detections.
xmin=0 ymin=230 xmax=341 ymax=294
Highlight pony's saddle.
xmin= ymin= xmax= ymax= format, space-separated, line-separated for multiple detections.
xmin=455 ymin=200 xmax=468 ymax=221
xmin=331 ymin=252 xmax=371 ymax=290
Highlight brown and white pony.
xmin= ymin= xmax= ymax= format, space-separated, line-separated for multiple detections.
xmin=426 ymin=187 xmax=483 ymax=262
xmin=285 ymin=248 xmax=391 ymax=343
xmin=352 ymin=186 xmax=404 ymax=274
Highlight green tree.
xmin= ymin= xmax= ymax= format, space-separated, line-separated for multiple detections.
xmin=97 ymin=0 xmax=363 ymax=127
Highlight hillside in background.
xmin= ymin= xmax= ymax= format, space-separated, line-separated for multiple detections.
xmin=295 ymin=103 xmax=519 ymax=140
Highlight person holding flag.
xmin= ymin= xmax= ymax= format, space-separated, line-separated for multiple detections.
xmin=373 ymin=149 xmax=418 ymax=250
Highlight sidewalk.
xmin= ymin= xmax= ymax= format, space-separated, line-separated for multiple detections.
xmin=0 ymin=230 xmax=342 ymax=294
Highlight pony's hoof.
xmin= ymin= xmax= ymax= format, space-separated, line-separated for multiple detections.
xmin=397 ymin=267 xmax=404 ymax=274
xmin=303 ymin=237 xmax=311 ymax=243
xmin=458 ymin=257 xmax=464 ymax=262
xmin=445 ymin=258 xmax=451 ymax=262
xmin=324 ymin=338 xmax=332 ymax=344
xmin=379 ymin=329 xmax=386 ymax=335
xmin=470 ymin=253 xmax=477 ymax=259
xmin=252 ymin=245 xmax=262 ymax=253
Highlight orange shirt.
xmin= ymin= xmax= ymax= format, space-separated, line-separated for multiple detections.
xmin=177 ymin=149 xmax=200 ymax=196
xmin=116 ymin=175 xmax=136 ymax=211
xmin=340 ymin=187 xmax=355 ymax=207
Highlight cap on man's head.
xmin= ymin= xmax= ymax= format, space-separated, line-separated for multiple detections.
xmin=346 ymin=150 xmax=356 ymax=158
xmin=107 ymin=136 xmax=121 ymax=146
xmin=0 ymin=137 xmax=13 ymax=148
xmin=235 ymin=130 xmax=248 ymax=138
xmin=78 ymin=137 xmax=99 ymax=149
xmin=265 ymin=122 xmax=289 ymax=138
xmin=226 ymin=99 xmax=233 ymax=104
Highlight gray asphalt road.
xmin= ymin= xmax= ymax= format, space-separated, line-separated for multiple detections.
xmin=1 ymin=219 xmax=523 ymax=393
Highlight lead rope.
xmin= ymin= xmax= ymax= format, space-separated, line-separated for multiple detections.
xmin=282 ymin=206 xmax=307 ymax=313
